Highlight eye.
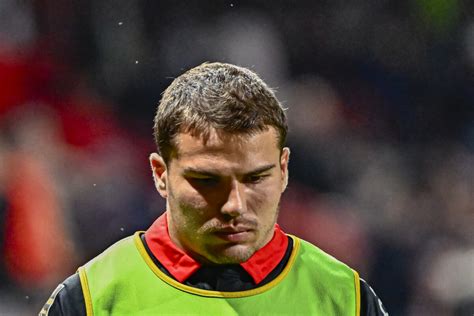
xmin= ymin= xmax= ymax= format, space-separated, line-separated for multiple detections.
xmin=245 ymin=174 xmax=269 ymax=184
xmin=188 ymin=176 xmax=219 ymax=186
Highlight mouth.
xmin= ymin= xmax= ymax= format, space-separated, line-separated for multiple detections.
xmin=214 ymin=229 xmax=253 ymax=243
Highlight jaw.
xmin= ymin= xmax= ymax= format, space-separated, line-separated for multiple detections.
xmin=202 ymin=243 xmax=256 ymax=265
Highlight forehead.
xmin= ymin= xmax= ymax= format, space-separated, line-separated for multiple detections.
xmin=170 ymin=128 xmax=280 ymax=170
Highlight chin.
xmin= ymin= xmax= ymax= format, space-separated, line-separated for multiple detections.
xmin=209 ymin=244 xmax=255 ymax=264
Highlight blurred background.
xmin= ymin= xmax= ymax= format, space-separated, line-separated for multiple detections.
xmin=0 ymin=1 xmax=473 ymax=315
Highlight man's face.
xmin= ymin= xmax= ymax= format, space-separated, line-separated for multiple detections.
xmin=150 ymin=128 xmax=290 ymax=264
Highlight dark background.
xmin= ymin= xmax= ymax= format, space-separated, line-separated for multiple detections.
xmin=0 ymin=1 xmax=473 ymax=315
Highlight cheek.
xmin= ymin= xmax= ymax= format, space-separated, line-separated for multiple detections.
xmin=178 ymin=190 xmax=207 ymax=209
xmin=171 ymin=182 xmax=213 ymax=217
xmin=247 ymin=182 xmax=282 ymax=210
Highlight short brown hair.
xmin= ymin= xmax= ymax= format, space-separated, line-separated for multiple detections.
xmin=153 ymin=62 xmax=288 ymax=163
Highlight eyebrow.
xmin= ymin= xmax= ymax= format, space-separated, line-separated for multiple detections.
xmin=183 ymin=164 xmax=276 ymax=177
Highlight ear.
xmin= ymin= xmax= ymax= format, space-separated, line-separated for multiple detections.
xmin=150 ymin=153 xmax=168 ymax=199
xmin=280 ymin=147 xmax=290 ymax=192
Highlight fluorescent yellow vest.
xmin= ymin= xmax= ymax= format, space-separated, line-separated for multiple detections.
xmin=79 ymin=232 xmax=360 ymax=315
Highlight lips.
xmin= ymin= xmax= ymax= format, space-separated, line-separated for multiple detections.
xmin=214 ymin=228 xmax=253 ymax=242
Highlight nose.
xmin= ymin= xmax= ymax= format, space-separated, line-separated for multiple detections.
xmin=220 ymin=180 xmax=245 ymax=218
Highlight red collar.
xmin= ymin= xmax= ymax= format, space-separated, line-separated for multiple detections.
xmin=144 ymin=213 xmax=288 ymax=284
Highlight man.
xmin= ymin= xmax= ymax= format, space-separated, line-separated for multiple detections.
xmin=41 ymin=62 xmax=388 ymax=315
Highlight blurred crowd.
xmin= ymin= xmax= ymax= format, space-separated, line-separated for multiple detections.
xmin=0 ymin=1 xmax=473 ymax=315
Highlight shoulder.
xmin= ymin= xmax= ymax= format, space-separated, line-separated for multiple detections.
xmin=291 ymin=236 xmax=358 ymax=297
xmin=87 ymin=234 xmax=137 ymax=264
xmin=293 ymin=236 xmax=356 ymax=277
xmin=295 ymin=236 xmax=348 ymax=264
xmin=292 ymin=236 xmax=389 ymax=315
xmin=83 ymin=234 xmax=139 ymax=275
xmin=39 ymin=273 xmax=85 ymax=316
xmin=39 ymin=234 xmax=139 ymax=316
xmin=360 ymin=278 xmax=389 ymax=316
